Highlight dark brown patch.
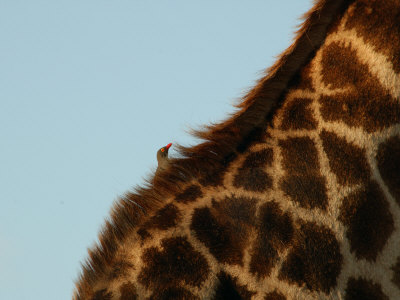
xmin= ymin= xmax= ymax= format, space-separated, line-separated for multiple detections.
xmin=280 ymin=98 xmax=317 ymax=130
xmin=339 ymin=181 xmax=394 ymax=261
xmin=279 ymin=137 xmax=329 ymax=209
xmin=191 ymin=196 xmax=258 ymax=265
xmin=149 ymin=287 xmax=199 ymax=300
xmin=137 ymin=228 xmax=151 ymax=240
xmin=197 ymin=157 xmax=228 ymax=187
xmin=319 ymin=93 xmax=400 ymax=133
xmin=280 ymin=174 xmax=328 ymax=210
xmin=279 ymin=137 xmax=319 ymax=174
xmin=250 ymin=201 xmax=294 ymax=278
xmin=212 ymin=196 xmax=258 ymax=226
xmin=345 ymin=277 xmax=389 ymax=300
xmin=119 ymin=282 xmax=137 ymax=300
xmin=391 ymin=256 xmax=400 ymax=289
xmin=344 ymin=0 xmax=400 ymax=74
xmin=143 ymin=204 xmax=181 ymax=230
xmin=320 ymin=130 xmax=370 ymax=185
xmin=234 ymin=148 xmax=273 ymax=192
xmin=198 ymin=170 xmax=223 ymax=187
xmin=91 ymin=289 xmax=112 ymax=300
xmin=175 ymin=185 xmax=203 ymax=204
xmin=138 ymin=236 xmax=209 ymax=289
xmin=264 ymin=290 xmax=286 ymax=300
xmin=213 ymin=272 xmax=256 ymax=300
xmin=377 ymin=135 xmax=400 ymax=205
xmin=137 ymin=204 xmax=181 ymax=241
xmin=279 ymin=222 xmax=342 ymax=294
xmin=320 ymin=41 xmax=365 ymax=89
xmin=319 ymin=42 xmax=400 ymax=132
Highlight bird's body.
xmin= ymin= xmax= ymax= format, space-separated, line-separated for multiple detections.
xmin=155 ymin=143 xmax=172 ymax=176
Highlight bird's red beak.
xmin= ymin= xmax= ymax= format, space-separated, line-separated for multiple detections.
xmin=165 ymin=143 xmax=172 ymax=150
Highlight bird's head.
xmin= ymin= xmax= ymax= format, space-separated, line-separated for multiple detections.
xmin=157 ymin=143 xmax=172 ymax=162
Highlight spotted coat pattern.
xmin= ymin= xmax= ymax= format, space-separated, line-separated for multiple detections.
xmin=75 ymin=1 xmax=400 ymax=299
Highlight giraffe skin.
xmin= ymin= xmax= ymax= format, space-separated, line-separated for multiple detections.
xmin=74 ymin=0 xmax=400 ymax=299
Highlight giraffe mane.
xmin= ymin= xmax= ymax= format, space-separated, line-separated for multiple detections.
xmin=75 ymin=0 xmax=353 ymax=296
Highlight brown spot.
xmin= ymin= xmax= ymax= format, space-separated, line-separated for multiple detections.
xmin=319 ymin=42 xmax=400 ymax=132
xmin=175 ymin=185 xmax=203 ymax=203
xmin=119 ymin=282 xmax=137 ymax=300
xmin=264 ymin=290 xmax=286 ymax=300
xmin=213 ymin=272 xmax=256 ymax=300
xmin=279 ymin=137 xmax=319 ymax=174
xmin=319 ymin=93 xmax=400 ymax=133
xmin=191 ymin=196 xmax=258 ymax=265
xmin=280 ymin=174 xmax=328 ymax=210
xmin=280 ymin=98 xmax=317 ymax=130
xmin=279 ymin=137 xmax=328 ymax=210
xmin=279 ymin=222 xmax=342 ymax=294
xmin=234 ymin=148 xmax=273 ymax=192
xmin=137 ymin=204 xmax=181 ymax=241
xmin=250 ymin=201 xmax=294 ymax=278
xmin=345 ymin=277 xmax=389 ymax=300
xmin=281 ymin=174 xmax=328 ymax=210
xmin=198 ymin=157 xmax=229 ymax=187
xmin=320 ymin=130 xmax=370 ymax=185
xmin=142 ymin=204 xmax=181 ymax=231
xmin=138 ymin=236 xmax=209 ymax=289
xmin=199 ymin=171 xmax=223 ymax=187
xmin=149 ymin=287 xmax=199 ymax=300
xmin=344 ymin=0 xmax=400 ymax=74
xmin=91 ymin=289 xmax=112 ymax=300
xmin=391 ymin=256 xmax=400 ymax=289
xmin=339 ymin=181 xmax=394 ymax=261
xmin=137 ymin=228 xmax=151 ymax=240
xmin=213 ymin=196 xmax=258 ymax=226
xmin=377 ymin=135 xmax=400 ymax=205
xmin=320 ymin=42 xmax=366 ymax=89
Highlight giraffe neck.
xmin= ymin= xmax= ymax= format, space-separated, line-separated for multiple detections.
xmin=75 ymin=1 xmax=400 ymax=299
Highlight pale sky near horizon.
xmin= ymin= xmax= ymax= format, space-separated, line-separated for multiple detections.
xmin=0 ymin=1 xmax=311 ymax=299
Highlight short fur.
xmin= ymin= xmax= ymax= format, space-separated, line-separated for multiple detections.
xmin=75 ymin=1 xmax=351 ymax=295
xmin=74 ymin=0 xmax=400 ymax=298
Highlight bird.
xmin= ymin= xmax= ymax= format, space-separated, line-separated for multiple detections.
xmin=155 ymin=143 xmax=172 ymax=176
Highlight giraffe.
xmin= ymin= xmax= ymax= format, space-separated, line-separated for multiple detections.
xmin=74 ymin=0 xmax=400 ymax=299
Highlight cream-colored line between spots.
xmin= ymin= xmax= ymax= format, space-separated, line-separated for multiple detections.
xmin=285 ymin=88 xmax=317 ymax=101
xmin=249 ymin=142 xmax=274 ymax=153
xmin=319 ymin=121 xmax=371 ymax=148
xmin=335 ymin=237 xmax=355 ymax=296
xmin=351 ymin=258 xmax=399 ymax=300
xmin=370 ymin=124 xmax=400 ymax=146
xmin=267 ymin=127 xmax=318 ymax=139
xmin=365 ymin=136 xmax=400 ymax=271
xmin=266 ymin=128 xmax=344 ymax=230
xmin=222 ymin=153 xmax=246 ymax=189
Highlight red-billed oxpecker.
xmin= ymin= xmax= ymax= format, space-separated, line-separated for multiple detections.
xmin=155 ymin=143 xmax=172 ymax=176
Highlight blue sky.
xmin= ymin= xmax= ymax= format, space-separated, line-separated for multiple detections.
xmin=0 ymin=1 xmax=311 ymax=299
